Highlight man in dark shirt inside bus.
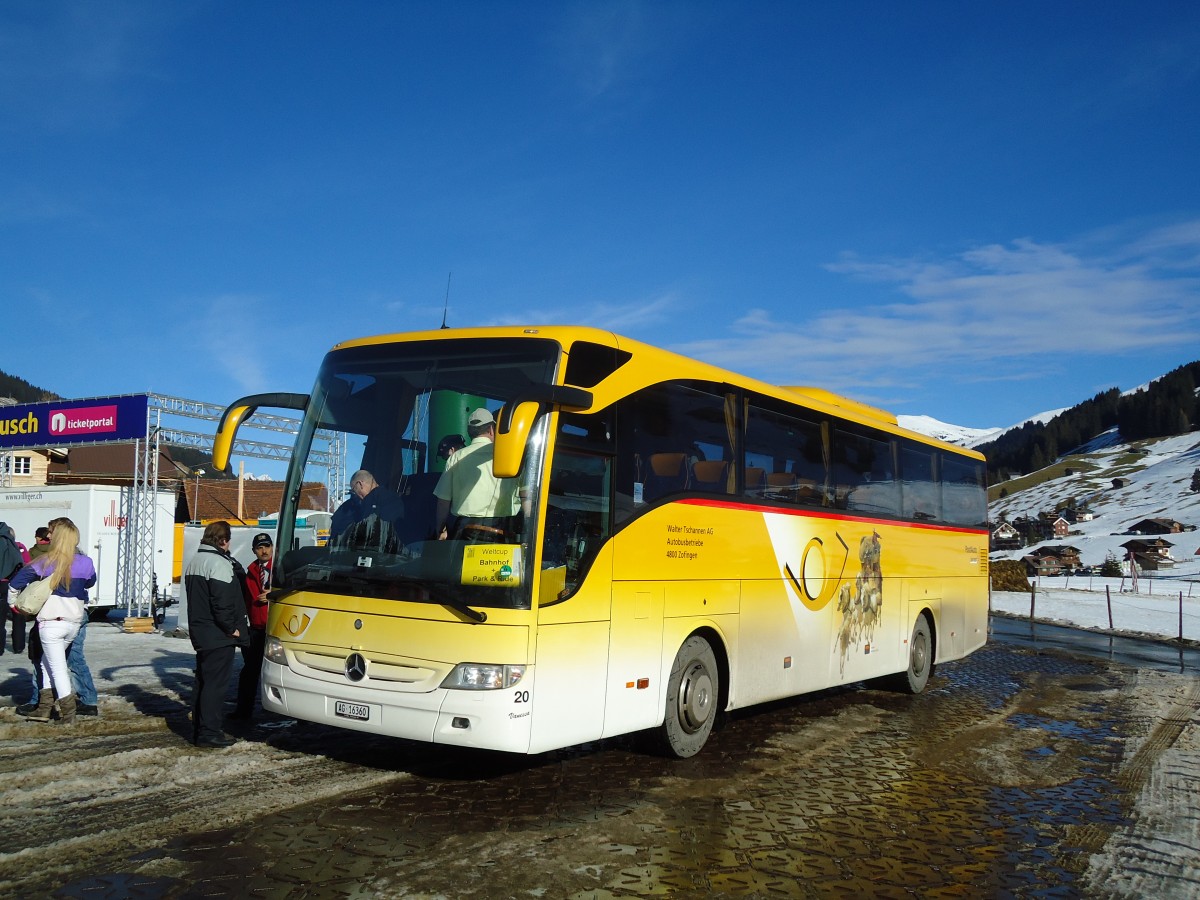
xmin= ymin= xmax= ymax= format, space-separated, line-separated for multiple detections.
xmin=329 ymin=469 xmax=404 ymax=543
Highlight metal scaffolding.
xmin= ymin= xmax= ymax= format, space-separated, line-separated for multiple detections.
xmin=117 ymin=393 xmax=341 ymax=614
xmin=116 ymin=408 xmax=162 ymax=618
xmin=0 ymin=391 xmax=342 ymax=615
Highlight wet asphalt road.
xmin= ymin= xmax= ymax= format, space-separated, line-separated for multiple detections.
xmin=15 ymin=622 xmax=1200 ymax=899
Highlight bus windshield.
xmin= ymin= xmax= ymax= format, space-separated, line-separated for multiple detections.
xmin=277 ymin=337 xmax=560 ymax=613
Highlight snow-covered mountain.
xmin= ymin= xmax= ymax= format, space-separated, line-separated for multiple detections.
xmin=899 ymin=409 xmax=1069 ymax=449
xmin=897 ymin=415 xmax=999 ymax=447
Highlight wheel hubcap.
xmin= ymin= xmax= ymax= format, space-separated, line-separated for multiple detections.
xmin=913 ymin=633 xmax=928 ymax=676
xmin=679 ymin=662 xmax=714 ymax=733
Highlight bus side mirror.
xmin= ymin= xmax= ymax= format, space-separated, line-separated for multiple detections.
xmin=493 ymin=400 xmax=540 ymax=478
xmin=214 ymin=392 xmax=309 ymax=473
xmin=493 ymin=385 xmax=592 ymax=478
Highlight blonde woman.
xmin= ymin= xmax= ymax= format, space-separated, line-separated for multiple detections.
xmin=8 ymin=518 xmax=96 ymax=723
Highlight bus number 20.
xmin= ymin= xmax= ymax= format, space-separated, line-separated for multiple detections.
xmin=513 ymin=690 xmax=530 ymax=704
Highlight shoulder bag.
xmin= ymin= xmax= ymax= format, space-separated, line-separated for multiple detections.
xmin=12 ymin=578 xmax=53 ymax=616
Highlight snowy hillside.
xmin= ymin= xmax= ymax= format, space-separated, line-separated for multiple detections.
xmin=988 ymin=430 xmax=1200 ymax=577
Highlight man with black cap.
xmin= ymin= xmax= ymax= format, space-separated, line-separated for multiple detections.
xmin=230 ymin=532 xmax=274 ymax=720
xmin=436 ymin=433 xmax=465 ymax=463
xmin=433 ymin=408 xmax=522 ymax=540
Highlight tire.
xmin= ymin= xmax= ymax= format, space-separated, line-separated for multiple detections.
xmin=892 ymin=613 xmax=933 ymax=694
xmin=655 ymin=635 xmax=719 ymax=758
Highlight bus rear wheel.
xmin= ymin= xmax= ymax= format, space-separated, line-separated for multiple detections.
xmin=891 ymin=613 xmax=933 ymax=694
xmin=655 ymin=635 xmax=719 ymax=758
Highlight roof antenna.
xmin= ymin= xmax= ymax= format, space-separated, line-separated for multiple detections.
xmin=440 ymin=272 xmax=452 ymax=329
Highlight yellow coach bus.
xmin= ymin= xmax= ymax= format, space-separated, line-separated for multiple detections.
xmin=214 ymin=326 xmax=988 ymax=757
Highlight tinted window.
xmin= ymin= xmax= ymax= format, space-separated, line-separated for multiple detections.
xmin=900 ymin=444 xmax=939 ymax=521
xmin=614 ymin=382 xmax=733 ymax=520
xmin=941 ymin=453 xmax=988 ymax=528
xmin=832 ymin=427 xmax=898 ymax=516
xmin=744 ymin=404 xmax=827 ymax=505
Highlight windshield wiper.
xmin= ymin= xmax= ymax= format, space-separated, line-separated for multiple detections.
xmin=434 ymin=595 xmax=484 ymax=624
xmin=293 ymin=568 xmax=488 ymax=623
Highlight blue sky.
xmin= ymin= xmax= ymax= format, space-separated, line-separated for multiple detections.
xmin=3 ymin=1 xmax=1200 ymax=432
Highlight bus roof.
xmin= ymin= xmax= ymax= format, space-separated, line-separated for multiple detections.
xmin=330 ymin=325 xmax=984 ymax=460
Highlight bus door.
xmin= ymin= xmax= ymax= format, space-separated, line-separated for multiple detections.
xmin=604 ymin=583 xmax=666 ymax=736
xmin=530 ymin=427 xmax=619 ymax=752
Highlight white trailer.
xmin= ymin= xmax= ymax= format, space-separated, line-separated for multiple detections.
xmin=0 ymin=484 xmax=176 ymax=618
xmin=176 ymin=522 xmax=319 ymax=632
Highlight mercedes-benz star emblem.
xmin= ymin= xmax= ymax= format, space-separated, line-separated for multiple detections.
xmin=345 ymin=653 xmax=367 ymax=682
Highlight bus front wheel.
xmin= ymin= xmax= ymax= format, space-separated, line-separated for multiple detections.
xmin=656 ymin=635 xmax=719 ymax=758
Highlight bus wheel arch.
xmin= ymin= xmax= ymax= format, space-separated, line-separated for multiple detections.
xmin=653 ymin=629 xmax=727 ymax=758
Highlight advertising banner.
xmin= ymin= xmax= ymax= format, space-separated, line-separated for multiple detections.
xmin=0 ymin=394 xmax=149 ymax=449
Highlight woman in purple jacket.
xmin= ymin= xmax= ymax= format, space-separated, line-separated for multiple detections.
xmin=9 ymin=518 xmax=96 ymax=724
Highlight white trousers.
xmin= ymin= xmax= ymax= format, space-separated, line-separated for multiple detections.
xmin=38 ymin=618 xmax=82 ymax=699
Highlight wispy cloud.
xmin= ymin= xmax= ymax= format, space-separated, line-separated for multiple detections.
xmin=550 ymin=1 xmax=707 ymax=103
xmin=673 ymin=220 xmax=1200 ymax=399
xmin=490 ymin=289 xmax=679 ymax=332
xmin=551 ymin=1 xmax=655 ymax=99
xmin=0 ymin=185 xmax=85 ymax=226
xmin=0 ymin=2 xmax=181 ymax=134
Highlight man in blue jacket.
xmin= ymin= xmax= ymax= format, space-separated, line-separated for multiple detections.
xmin=185 ymin=520 xmax=249 ymax=748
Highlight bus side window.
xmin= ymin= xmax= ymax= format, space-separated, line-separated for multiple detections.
xmin=941 ymin=454 xmax=988 ymax=527
xmin=617 ymin=382 xmax=732 ymax=513
xmin=833 ymin=427 xmax=898 ymax=517
xmin=900 ymin=443 xmax=938 ymax=521
xmin=544 ymin=411 xmax=615 ymax=601
xmin=543 ymin=449 xmax=612 ymax=600
xmin=744 ymin=402 xmax=826 ymax=504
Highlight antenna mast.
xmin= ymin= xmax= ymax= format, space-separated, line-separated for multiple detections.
xmin=441 ymin=272 xmax=452 ymax=329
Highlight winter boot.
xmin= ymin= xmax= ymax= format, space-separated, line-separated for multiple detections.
xmin=56 ymin=695 xmax=77 ymax=724
xmin=22 ymin=689 xmax=56 ymax=723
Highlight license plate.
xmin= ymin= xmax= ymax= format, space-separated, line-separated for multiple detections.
xmin=334 ymin=700 xmax=369 ymax=721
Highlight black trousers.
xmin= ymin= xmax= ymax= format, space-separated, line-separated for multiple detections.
xmin=193 ymin=645 xmax=235 ymax=743
xmin=0 ymin=586 xmax=26 ymax=654
xmin=235 ymin=628 xmax=266 ymax=714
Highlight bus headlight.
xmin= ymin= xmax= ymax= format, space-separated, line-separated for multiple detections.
xmin=264 ymin=636 xmax=287 ymax=665
xmin=441 ymin=663 xmax=526 ymax=690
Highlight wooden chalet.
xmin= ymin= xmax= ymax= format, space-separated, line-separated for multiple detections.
xmin=1023 ymin=544 xmax=1083 ymax=577
xmin=1120 ymin=537 xmax=1176 ymax=571
xmin=991 ymin=521 xmax=1021 ymax=551
xmin=1127 ymin=517 xmax=1186 ymax=535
